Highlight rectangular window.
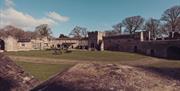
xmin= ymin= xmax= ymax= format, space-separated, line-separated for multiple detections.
xmin=21 ymin=43 xmax=25 ymax=47
xmin=44 ymin=43 xmax=48 ymax=47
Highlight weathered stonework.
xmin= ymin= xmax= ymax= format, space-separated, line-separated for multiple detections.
xmin=0 ymin=37 xmax=52 ymax=52
xmin=0 ymin=36 xmax=89 ymax=52
xmin=103 ymin=31 xmax=180 ymax=59
xmin=0 ymin=53 xmax=39 ymax=91
xmin=1 ymin=31 xmax=180 ymax=59
xmin=88 ymin=31 xmax=105 ymax=51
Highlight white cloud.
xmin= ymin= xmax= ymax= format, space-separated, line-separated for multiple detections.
xmin=0 ymin=0 xmax=69 ymax=31
xmin=5 ymin=0 xmax=14 ymax=8
xmin=47 ymin=12 xmax=69 ymax=22
xmin=0 ymin=8 xmax=56 ymax=30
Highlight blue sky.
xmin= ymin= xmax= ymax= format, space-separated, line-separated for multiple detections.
xmin=0 ymin=0 xmax=179 ymax=37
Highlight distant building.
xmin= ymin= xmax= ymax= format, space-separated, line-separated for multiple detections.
xmin=52 ymin=37 xmax=88 ymax=49
xmin=0 ymin=31 xmax=180 ymax=59
xmin=88 ymin=31 xmax=105 ymax=51
xmin=102 ymin=31 xmax=180 ymax=59
xmin=0 ymin=36 xmax=51 ymax=52
xmin=0 ymin=36 xmax=89 ymax=52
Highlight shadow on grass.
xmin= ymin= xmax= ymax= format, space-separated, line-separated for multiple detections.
xmin=138 ymin=66 xmax=180 ymax=80
xmin=31 ymin=82 xmax=72 ymax=91
xmin=0 ymin=77 xmax=18 ymax=91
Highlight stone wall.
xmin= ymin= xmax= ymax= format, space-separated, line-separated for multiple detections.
xmin=17 ymin=42 xmax=33 ymax=51
xmin=103 ymin=31 xmax=180 ymax=59
xmin=88 ymin=31 xmax=105 ymax=51
xmin=1 ymin=37 xmax=52 ymax=51
xmin=53 ymin=38 xmax=88 ymax=49
xmin=103 ymin=34 xmax=140 ymax=52
xmin=1 ymin=36 xmax=89 ymax=52
xmin=138 ymin=40 xmax=180 ymax=59
xmin=3 ymin=36 xmax=18 ymax=51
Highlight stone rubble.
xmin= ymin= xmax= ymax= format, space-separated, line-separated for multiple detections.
xmin=32 ymin=63 xmax=180 ymax=91
xmin=0 ymin=54 xmax=39 ymax=91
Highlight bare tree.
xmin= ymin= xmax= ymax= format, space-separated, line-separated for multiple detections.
xmin=81 ymin=28 xmax=88 ymax=38
xmin=161 ymin=5 xmax=180 ymax=38
xmin=69 ymin=26 xmax=88 ymax=38
xmin=23 ymin=31 xmax=38 ymax=39
xmin=0 ymin=25 xmax=44 ymax=39
xmin=122 ymin=16 xmax=144 ymax=35
xmin=144 ymin=18 xmax=160 ymax=39
xmin=112 ymin=23 xmax=123 ymax=34
xmin=0 ymin=28 xmax=8 ymax=38
xmin=156 ymin=24 xmax=169 ymax=38
xmin=1 ymin=25 xmax=26 ymax=39
xmin=35 ymin=24 xmax=52 ymax=38
xmin=177 ymin=16 xmax=180 ymax=31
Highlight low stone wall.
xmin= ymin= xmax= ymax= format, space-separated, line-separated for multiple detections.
xmin=104 ymin=38 xmax=180 ymax=59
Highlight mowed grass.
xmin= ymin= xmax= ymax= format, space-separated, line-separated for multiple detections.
xmin=6 ymin=50 xmax=180 ymax=80
xmin=15 ymin=61 xmax=74 ymax=81
xmin=7 ymin=50 xmax=149 ymax=81
xmin=7 ymin=50 xmax=148 ymax=62
xmin=148 ymin=61 xmax=180 ymax=68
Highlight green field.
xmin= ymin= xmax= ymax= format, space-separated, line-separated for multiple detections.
xmin=15 ymin=61 xmax=74 ymax=81
xmin=6 ymin=50 xmax=148 ymax=62
xmin=6 ymin=50 xmax=180 ymax=81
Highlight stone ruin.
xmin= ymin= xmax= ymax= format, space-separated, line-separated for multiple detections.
xmin=0 ymin=53 xmax=39 ymax=91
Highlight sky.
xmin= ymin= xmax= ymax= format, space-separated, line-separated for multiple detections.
xmin=0 ymin=0 xmax=179 ymax=37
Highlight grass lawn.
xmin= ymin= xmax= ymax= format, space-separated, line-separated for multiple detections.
xmin=6 ymin=50 xmax=149 ymax=80
xmin=6 ymin=50 xmax=148 ymax=62
xmin=147 ymin=61 xmax=180 ymax=68
xmin=15 ymin=61 xmax=74 ymax=81
xmin=6 ymin=50 xmax=180 ymax=80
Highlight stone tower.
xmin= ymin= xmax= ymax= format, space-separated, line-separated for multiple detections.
xmin=88 ymin=31 xmax=105 ymax=51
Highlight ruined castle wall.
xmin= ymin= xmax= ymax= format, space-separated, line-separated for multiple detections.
xmin=103 ymin=34 xmax=180 ymax=59
xmin=88 ymin=32 xmax=98 ymax=49
xmin=4 ymin=36 xmax=18 ymax=51
xmin=52 ymin=38 xmax=88 ymax=49
xmin=53 ymin=39 xmax=79 ymax=48
xmin=103 ymin=35 xmax=139 ymax=52
xmin=130 ymin=40 xmax=180 ymax=58
xmin=79 ymin=39 xmax=88 ymax=46
xmin=17 ymin=42 xmax=33 ymax=51
xmin=88 ymin=31 xmax=106 ymax=50
xmin=136 ymin=42 xmax=167 ymax=57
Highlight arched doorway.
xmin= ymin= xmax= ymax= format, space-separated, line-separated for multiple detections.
xmin=150 ymin=49 xmax=155 ymax=56
xmin=134 ymin=46 xmax=137 ymax=52
xmin=57 ymin=44 xmax=61 ymax=48
xmin=0 ymin=39 xmax=5 ymax=50
xmin=167 ymin=46 xmax=180 ymax=59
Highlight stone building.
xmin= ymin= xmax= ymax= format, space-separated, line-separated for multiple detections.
xmin=0 ymin=36 xmax=52 ymax=52
xmin=52 ymin=38 xmax=88 ymax=49
xmin=103 ymin=32 xmax=146 ymax=51
xmin=102 ymin=31 xmax=180 ymax=59
xmin=0 ymin=36 xmax=89 ymax=52
xmin=88 ymin=31 xmax=105 ymax=51
xmin=1 ymin=30 xmax=180 ymax=59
